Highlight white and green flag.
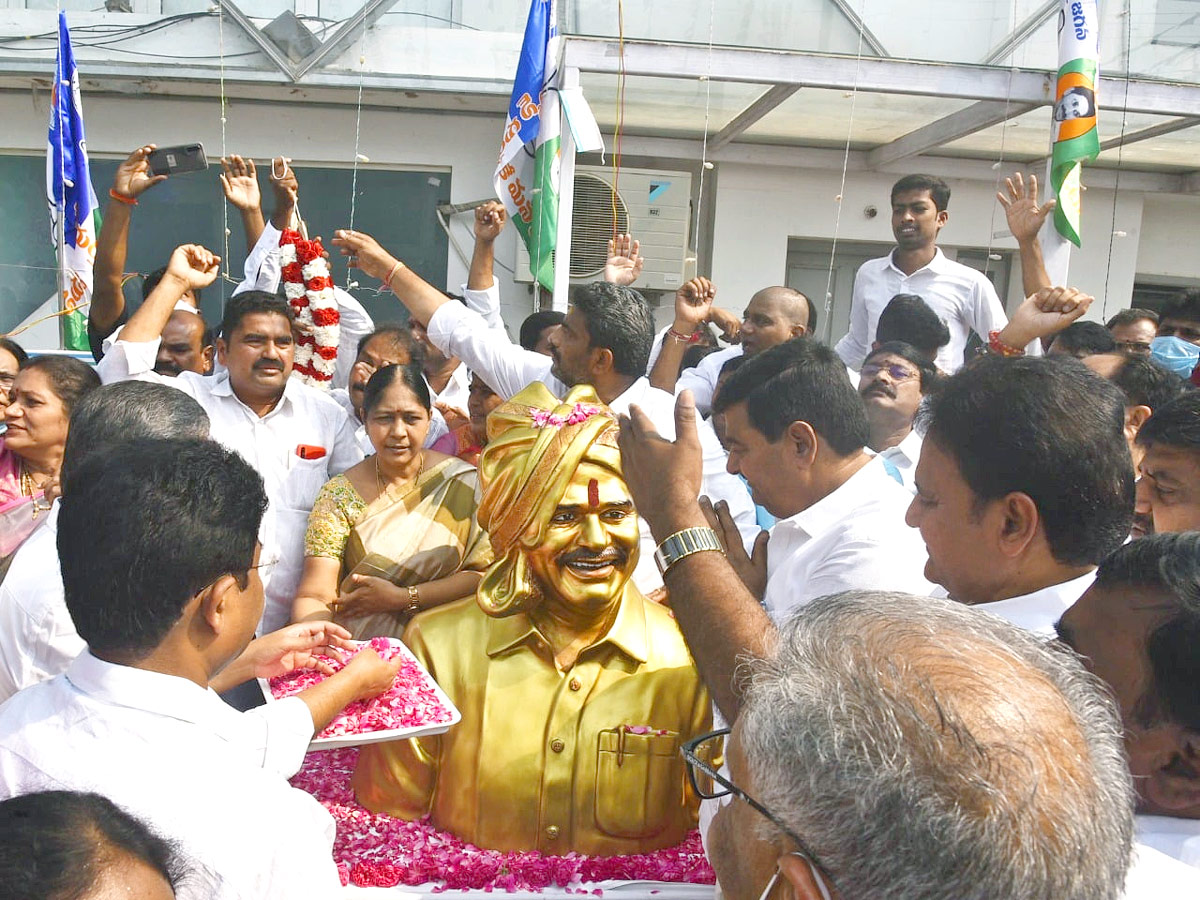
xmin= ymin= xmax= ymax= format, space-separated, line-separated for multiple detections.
xmin=495 ymin=0 xmax=560 ymax=291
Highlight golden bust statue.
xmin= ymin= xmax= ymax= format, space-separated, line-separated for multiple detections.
xmin=352 ymin=383 xmax=711 ymax=855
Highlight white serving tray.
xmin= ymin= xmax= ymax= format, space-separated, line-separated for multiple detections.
xmin=260 ymin=638 xmax=461 ymax=751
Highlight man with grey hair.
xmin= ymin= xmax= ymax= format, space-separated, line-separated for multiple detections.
xmin=693 ymin=591 xmax=1139 ymax=899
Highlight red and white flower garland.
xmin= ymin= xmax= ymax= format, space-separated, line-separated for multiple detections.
xmin=279 ymin=228 xmax=339 ymax=390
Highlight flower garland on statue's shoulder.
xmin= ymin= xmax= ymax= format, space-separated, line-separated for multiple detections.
xmin=279 ymin=229 xmax=339 ymax=390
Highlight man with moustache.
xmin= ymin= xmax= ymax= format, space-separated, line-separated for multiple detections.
xmin=858 ymin=341 xmax=940 ymax=492
xmin=96 ymin=244 xmax=362 ymax=634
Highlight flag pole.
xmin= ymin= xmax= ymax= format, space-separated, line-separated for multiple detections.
xmin=54 ymin=26 xmax=67 ymax=351
xmin=551 ymin=63 xmax=578 ymax=314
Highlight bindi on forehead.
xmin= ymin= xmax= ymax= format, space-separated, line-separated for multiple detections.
xmin=588 ymin=478 xmax=599 ymax=509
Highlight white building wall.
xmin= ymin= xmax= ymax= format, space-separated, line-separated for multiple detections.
xmin=711 ymin=158 xmax=1165 ymax=333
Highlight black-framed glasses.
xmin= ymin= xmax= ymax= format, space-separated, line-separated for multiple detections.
xmin=681 ymin=728 xmax=836 ymax=896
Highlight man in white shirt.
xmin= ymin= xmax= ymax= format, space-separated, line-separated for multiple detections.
xmin=0 ymin=437 xmax=399 ymax=900
xmin=648 ymin=278 xmax=814 ymax=415
xmin=835 ymin=173 xmax=1035 ymax=373
xmin=701 ymin=591 xmax=1140 ymax=900
xmin=858 ymin=341 xmax=940 ymax=493
xmin=1057 ymin=533 xmax=1200 ymax=871
xmin=706 ymin=338 xmax=932 ymax=626
xmin=96 ymin=245 xmax=364 ymax=632
xmin=330 ymin=228 xmax=758 ymax=594
xmin=906 ymin=354 xmax=1134 ymax=636
xmin=614 ymin=338 xmax=929 ymax=725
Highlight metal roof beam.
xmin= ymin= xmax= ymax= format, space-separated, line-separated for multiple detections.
xmin=709 ymin=84 xmax=800 ymax=151
xmin=215 ymin=0 xmax=298 ymax=81
xmin=292 ymin=0 xmax=401 ymax=80
xmin=865 ymin=99 xmax=1040 ymax=169
xmin=1098 ymin=115 xmax=1200 ymax=153
xmin=563 ymin=37 xmax=1200 ymax=117
xmin=981 ymin=0 xmax=1058 ymax=65
xmin=828 ymin=0 xmax=889 ymax=58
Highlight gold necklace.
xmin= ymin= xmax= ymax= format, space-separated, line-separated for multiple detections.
xmin=18 ymin=460 xmax=48 ymax=497
xmin=375 ymin=451 xmax=425 ymax=496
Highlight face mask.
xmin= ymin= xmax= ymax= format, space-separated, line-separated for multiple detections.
xmin=1150 ymin=336 xmax=1200 ymax=378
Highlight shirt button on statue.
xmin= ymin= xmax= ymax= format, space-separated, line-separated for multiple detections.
xmin=550 ymin=738 xmax=565 ymax=753
xmin=568 ymin=678 xmax=581 ymax=691
xmin=546 ymin=825 xmax=560 ymax=840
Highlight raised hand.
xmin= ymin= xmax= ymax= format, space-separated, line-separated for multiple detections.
xmin=474 ymin=201 xmax=507 ymax=243
xmin=617 ymin=391 xmax=706 ymax=542
xmin=998 ymin=172 xmax=1056 ymax=244
xmin=673 ymin=277 xmax=716 ymax=333
xmin=164 ymin=244 xmax=221 ymax=292
xmin=700 ymin=496 xmax=768 ymax=599
xmin=332 ymin=229 xmax=398 ymax=284
xmin=707 ymin=306 xmax=741 ymax=344
xmin=604 ymin=233 xmax=644 ymax=287
xmin=1001 ymin=286 xmax=1093 ymax=349
xmin=220 ymin=155 xmax=261 ymax=211
xmin=112 ymin=145 xmax=167 ymax=200
xmin=269 ymin=157 xmax=299 ymax=230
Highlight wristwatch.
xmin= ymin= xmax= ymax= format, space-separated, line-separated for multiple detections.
xmin=653 ymin=527 xmax=724 ymax=576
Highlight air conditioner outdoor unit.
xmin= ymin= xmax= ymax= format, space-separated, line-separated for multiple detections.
xmin=514 ymin=166 xmax=692 ymax=292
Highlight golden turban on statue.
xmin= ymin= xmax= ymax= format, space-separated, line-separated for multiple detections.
xmin=475 ymin=383 xmax=633 ymax=617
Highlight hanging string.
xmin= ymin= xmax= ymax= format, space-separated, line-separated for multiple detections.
xmin=217 ymin=0 xmax=231 ymax=296
xmin=1102 ymin=0 xmax=1133 ymax=319
xmin=611 ymin=0 xmax=626 ymax=236
xmin=345 ymin=24 xmax=370 ymax=290
xmin=823 ymin=0 xmax=869 ymax=341
xmin=692 ymin=0 xmax=716 ymax=257
xmin=983 ymin=0 xmax=1020 ymax=282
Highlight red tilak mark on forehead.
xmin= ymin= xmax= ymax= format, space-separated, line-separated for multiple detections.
xmin=588 ymin=478 xmax=600 ymax=509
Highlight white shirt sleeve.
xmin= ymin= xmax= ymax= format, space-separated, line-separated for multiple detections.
xmin=835 ymin=268 xmax=872 ymax=369
xmin=645 ymin=326 xmax=669 ymax=372
xmin=461 ymin=280 xmax=505 ymax=331
xmin=328 ymin=405 xmax=366 ymax=475
xmin=240 ymin=696 xmax=315 ymax=778
xmin=676 ymin=356 xmax=721 ymax=416
xmin=95 ymin=339 xmax=172 ymax=386
xmin=427 ymin=301 xmax=561 ymax=400
xmin=234 ymin=222 xmax=282 ymax=297
xmin=330 ymin=287 xmax=375 ymax=390
xmin=696 ymin=417 xmax=760 ymax=554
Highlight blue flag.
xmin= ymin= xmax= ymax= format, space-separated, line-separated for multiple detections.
xmin=46 ymin=11 xmax=98 ymax=350
xmin=495 ymin=0 xmax=560 ymax=291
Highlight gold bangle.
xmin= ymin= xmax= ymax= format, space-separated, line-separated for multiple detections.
xmin=406 ymin=584 xmax=420 ymax=613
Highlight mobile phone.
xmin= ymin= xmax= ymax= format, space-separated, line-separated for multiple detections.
xmin=147 ymin=143 xmax=208 ymax=176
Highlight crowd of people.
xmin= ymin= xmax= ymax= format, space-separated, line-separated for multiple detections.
xmin=0 ymin=147 xmax=1198 ymax=899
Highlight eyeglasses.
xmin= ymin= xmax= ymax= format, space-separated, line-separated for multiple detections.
xmin=1116 ymin=340 xmax=1152 ymax=355
xmin=860 ymin=362 xmax=917 ymax=381
xmin=681 ymin=728 xmax=836 ymax=897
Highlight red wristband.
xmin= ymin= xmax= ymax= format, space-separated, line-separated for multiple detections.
xmin=668 ymin=327 xmax=702 ymax=344
xmin=108 ymin=188 xmax=137 ymax=206
xmin=988 ymin=330 xmax=1024 ymax=357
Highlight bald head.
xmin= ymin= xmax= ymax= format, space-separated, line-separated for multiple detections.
xmin=155 ymin=309 xmax=212 ymax=377
xmin=740 ymin=286 xmax=814 ymax=356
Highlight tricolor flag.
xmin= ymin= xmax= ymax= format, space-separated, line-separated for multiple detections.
xmin=495 ymin=0 xmax=560 ymax=291
xmin=1049 ymin=0 xmax=1100 ymax=248
xmin=46 ymin=11 xmax=98 ymax=351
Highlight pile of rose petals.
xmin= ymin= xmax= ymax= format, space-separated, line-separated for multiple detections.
xmin=269 ymin=637 xmax=453 ymax=740
xmin=291 ymin=748 xmax=716 ymax=892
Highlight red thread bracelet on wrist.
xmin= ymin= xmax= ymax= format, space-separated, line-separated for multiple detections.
xmin=668 ymin=327 xmax=702 ymax=344
xmin=108 ymin=188 xmax=137 ymax=206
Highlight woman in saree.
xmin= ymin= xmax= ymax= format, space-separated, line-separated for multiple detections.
xmin=292 ymin=363 xmax=492 ymax=639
